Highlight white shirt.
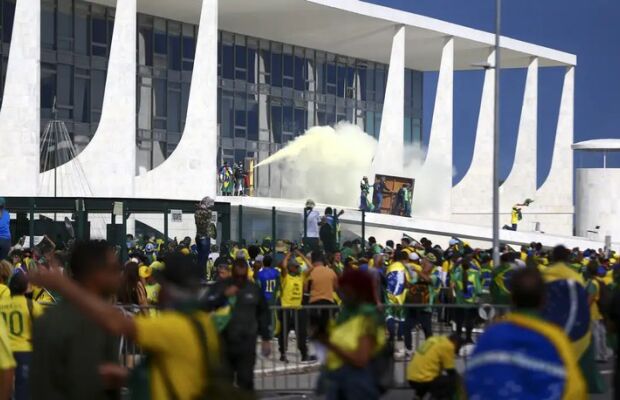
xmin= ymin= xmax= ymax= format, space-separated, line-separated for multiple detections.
xmin=305 ymin=209 xmax=320 ymax=238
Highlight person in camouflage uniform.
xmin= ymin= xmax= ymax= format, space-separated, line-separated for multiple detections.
xmin=195 ymin=196 xmax=217 ymax=280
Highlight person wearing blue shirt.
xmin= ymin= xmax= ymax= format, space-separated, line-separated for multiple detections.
xmin=0 ymin=198 xmax=10 ymax=260
xmin=256 ymin=255 xmax=281 ymax=304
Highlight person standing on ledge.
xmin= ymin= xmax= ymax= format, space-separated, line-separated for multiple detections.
xmin=372 ymin=177 xmax=387 ymax=213
xmin=359 ymin=177 xmax=371 ymax=212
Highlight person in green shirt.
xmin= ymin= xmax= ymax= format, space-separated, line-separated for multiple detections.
xmin=451 ymin=258 xmax=481 ymax=343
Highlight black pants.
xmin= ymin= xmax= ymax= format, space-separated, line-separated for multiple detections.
xmin=404 ymin=309 xmax=433 ymax=351
xmin=224 ymin=339 xmax=256 ymax=391
xmin=503 ymin=223 xmax=517 ymax=231
xmin=309 ymin=299 xmax=335 ymax=334
xmin=277 ymin=308 xmax=308 ymax=358
xmin=303 ymin=237 xmax=320 ymax=253
xmin=454 ymin=307 xmax=477 ymax=342
xmin=0 ymin=239 xmax=10 ymax=260
xmin=409 ymin=374 xmax=457 ymax=400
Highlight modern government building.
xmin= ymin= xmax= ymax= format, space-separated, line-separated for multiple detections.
xmin=0 ymin=0 xmax=597 ymax=246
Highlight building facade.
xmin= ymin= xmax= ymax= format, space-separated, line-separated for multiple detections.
xmin=0 ymin=0 xmax=578 ymax=236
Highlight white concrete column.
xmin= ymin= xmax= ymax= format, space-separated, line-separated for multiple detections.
xmin=500 ymin=57 xmax=538 ymax=208
xmin=371 ymin=25 xmax=405 ymax=178
xmin=39 ymin=0 xmax=136 ymax=197
xmin=413 ymin=37 xmax=453 ymax=219
xmin=532 ymin=66 xmax=574 ymax=234
xmin=452 ymin=49 xmax=495 ymax=215
xmin=0 ymin=0 xmax=40 ymax=196
xmin=136 ymin=0 xmax=219 ymax=199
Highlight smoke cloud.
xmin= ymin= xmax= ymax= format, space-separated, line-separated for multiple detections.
xmin=256 ymin=123 xmax=377 ymax=207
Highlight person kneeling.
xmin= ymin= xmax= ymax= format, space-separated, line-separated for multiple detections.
xmin=406 ymin=334 xmax=461 ymax=400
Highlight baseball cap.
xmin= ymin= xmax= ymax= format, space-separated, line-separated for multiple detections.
xmin=409 ymin=252 xmax=420 ymax=262
xmin=254 ymin=255 xmax=264 ymax=263
xmin=449 ymin=239 xmax=459 ymax=246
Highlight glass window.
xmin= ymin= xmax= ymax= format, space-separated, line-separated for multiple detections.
xmin=247 ymin=99 xmax=258 ymax=141
xmin=271 ymin=45 xmax=282 ymax=87
xmin=222 ymin=43 xmax=234 ymax=80
xmin=138 ymin=25 xmax=153 ymax=66
xmin=168 ymin=32 xmax=181 ymax=71
xmin=138 ymin=79 xmax=152 ymax=130
xmin=167 ymin=89 xmax=180 ymax=132
xmin=294 ymin=108 xmax=305 ymax=135
xmin=75 ymin=7 xmax=89 ymax=55
xmin=57 ymin=0 xmax=73 ymax=50
xmin=221 ymin=92 xmax=233 ymax=138
xmin=153 ymin=19 xmax=167 ymax=55
xmin=337 ymin=65 xmax=346 ymax=97
xmin=270 ymin=103 xmax=282 ymax=143
xmin=153 ymin=79 xmax=167 ymax=117
xmin=41 ymin=3 xmax=55 ymax=49
xmin=41 ymin=66 xmax=56 ymax=110
xmin=247 ymin=48 xmax=257 ymax=84
xmin=57 ymin=64 xmax=73 ymax=106
xmin=74 ymin=76 xmax=90 ymax=123
xmin=91 ymin=69 xmax=105 ymax=112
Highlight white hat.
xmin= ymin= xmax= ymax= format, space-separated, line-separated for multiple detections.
xmin=408 ymin=252 xmax=420 ymax=262
xmin=449 ymin=239 xmax=459 ymax=246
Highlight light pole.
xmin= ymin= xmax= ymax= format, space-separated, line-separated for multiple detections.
xmin=492 ymin=0 xmax=502 ymax=268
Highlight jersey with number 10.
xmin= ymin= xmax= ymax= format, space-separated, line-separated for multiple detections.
xmin=0 ymin=296 xmax=44 ymax=352
xmin=256 ymin=268 xmax=281 ymax=303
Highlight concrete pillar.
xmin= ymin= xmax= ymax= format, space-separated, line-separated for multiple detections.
xmin=452 ymin=49 xmax=495 ymax=216
xmin=532 ymin=66 xmax=574 ymax=235
xmin=413 ymin=37 xmax=453 ymax=219
xmin=40 ymin=0 xmax=137 ymax=197
xmin=500 ymin=57 xmax=538 ymax=211
xmin=0 ymin=0 xmax=40 ymax=196
xmin=136 ymin=0 xmax=219 ymax=199
xmin=371 ymin=24 xmax=405 ymax=178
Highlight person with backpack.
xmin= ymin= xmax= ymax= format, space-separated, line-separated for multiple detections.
xmin=29 ymin=252 xmax=223 ymax=400
xmin=0 ymin=271 xmax=44 ymax=400
xmin=585 ymin=260 xmax=611 ymax=362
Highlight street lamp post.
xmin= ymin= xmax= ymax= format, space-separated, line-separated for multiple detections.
xmin=492 ymin=0 xmax=502 ymax=268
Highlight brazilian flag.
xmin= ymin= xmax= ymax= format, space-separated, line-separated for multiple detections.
xmin=465 ymin=312 xmax=586 ymax=399
xmin=542 ymin=263 xmax=606 ymax=394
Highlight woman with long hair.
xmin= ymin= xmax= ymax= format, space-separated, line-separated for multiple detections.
xmin=117 ymin=262 xmax=147 ymax=309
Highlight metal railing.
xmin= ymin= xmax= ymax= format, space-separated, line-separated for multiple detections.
xmin=111 ymin=303 xmax=509 ymax=395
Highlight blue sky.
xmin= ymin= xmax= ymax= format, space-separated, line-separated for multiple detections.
xmin=369 ymin=0 xmax=620 ymax=185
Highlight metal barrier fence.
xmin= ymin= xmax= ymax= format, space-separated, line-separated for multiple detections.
xmin=114 ymin=303 xmax=509 ymax=395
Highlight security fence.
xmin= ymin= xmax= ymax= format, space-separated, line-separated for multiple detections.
xmin=114 ymin=303 xmax=509 ymax=396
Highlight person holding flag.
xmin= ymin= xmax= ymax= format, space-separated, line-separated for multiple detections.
xmin=465 ymin=266 xmax=586 ymax=399
xmin=541 ymin=245 xmax=606 ymax=394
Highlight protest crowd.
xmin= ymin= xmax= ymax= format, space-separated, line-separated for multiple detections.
xmin=0 ymin=195 xmax=618 ymax=399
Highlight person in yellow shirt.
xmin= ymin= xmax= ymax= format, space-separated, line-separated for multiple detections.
xmin=0 ymin=271 xmax=43 ymax=400
xmin=0 ymin=262 xmax=11 ymax=300
xmin=29 ymin=252 xmax=223 ymax=400
xmin=278 ymin=251 xmax=311 ymax=363
xmin=0 ymin=318 xmax=15 ymax=400
xmin=407 ymin=334 xmax=462 ymax=399
xmin=316 ymin=268 xmax=385 ymax=399
xmin=585 ymin=262 xmax=610 ymax=362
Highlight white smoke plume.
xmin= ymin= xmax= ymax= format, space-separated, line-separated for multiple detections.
xmin=255 ymin=123 xmax=377 ymax=207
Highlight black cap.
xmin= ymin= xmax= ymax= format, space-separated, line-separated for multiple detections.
xmin=153 ymin=252 xmax=202 ymax=289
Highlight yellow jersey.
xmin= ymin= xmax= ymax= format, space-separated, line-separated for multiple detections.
xmin=0 ymin=296 xmax=44 ymax=352
xmin=588 ymin=279 xmax=602 ymax=321
xmin=0 ymin=319 xmax=14 ymax=370
xmin=135 ymin=311 xmax=220 ymax=400
xmin=511 ymin=208 xmax=519 ymax=224
xmin=326 ymin=312 xmax=385 ymax=371
xmin=280 ymin=274 xmax=304 ymax=309
xmin=0 ymin=285 xmax=10 ymax=300
xmin=407 ymin=336 xmax=455 ymax=382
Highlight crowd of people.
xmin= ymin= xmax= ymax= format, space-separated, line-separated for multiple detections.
xmin=0 ymin=196 xmax=618 ymax=399
xmin=219 ymin=162 xmax=249 ymax=196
